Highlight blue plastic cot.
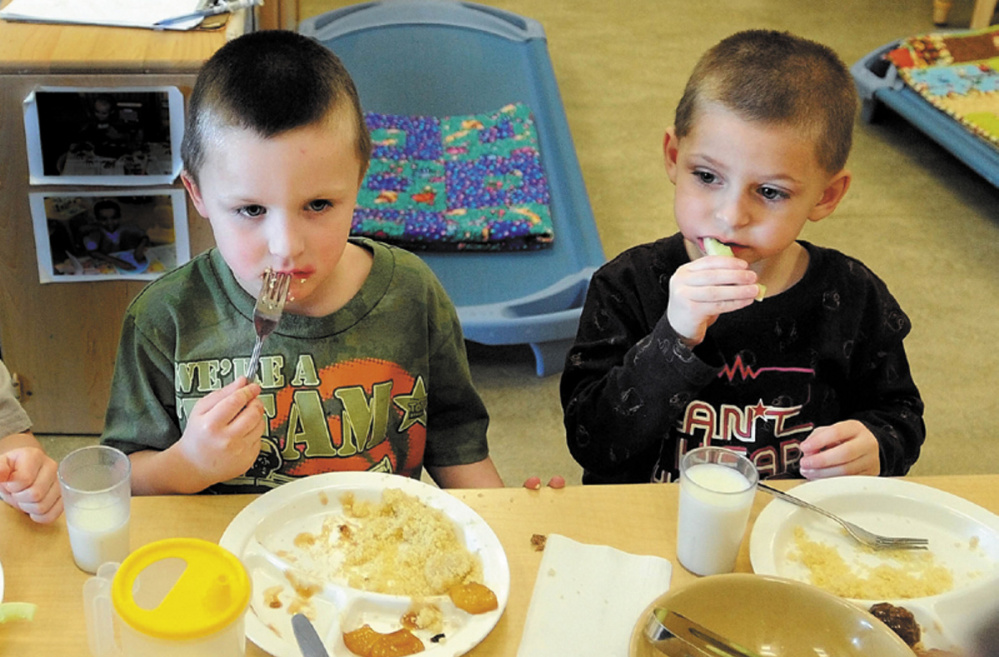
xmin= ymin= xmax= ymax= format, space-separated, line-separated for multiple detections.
xmin=851 ymin=38 xmax=999 ymax=189
xmin=299 ymin=0 xmax=606 ymax=377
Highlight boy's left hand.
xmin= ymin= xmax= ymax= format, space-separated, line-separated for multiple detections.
xmin=0 ymin=446 xmax=64 ymax=523
xmin=798 ymin=420 xmax=880 ymax=478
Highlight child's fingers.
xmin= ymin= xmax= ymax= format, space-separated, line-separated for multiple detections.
xmin=799 ymin=425 xmax=841 ymax=455
xmin=801 ymin=450 xmax=876 ymax=478
xmin=0 ymin=449 xmax=44 ymax=493
xmin=228 ymin=398 xmax=267 ymax=442
xmin=688 ymin=253 xmax=751 ymax=268
xmin=200 ymin=379 xmax=262 ymax=425
xmin=799 ymin=422 xmax=879 ymax=476
xmin=192 ymin=377 xmax=255 ymax=413
xmin=30 ymin=496 xmax=64 ymax=524
xmin=523 ymin=475 xmax=566 ymax=490
xmin=13 ymin=477 xmax=62 ymax=523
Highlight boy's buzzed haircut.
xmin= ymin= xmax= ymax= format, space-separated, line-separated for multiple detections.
xmin=674 ymin=30 xmax=857 ymax=173
xmin=182 ymin=30 xmax=372 ymax=180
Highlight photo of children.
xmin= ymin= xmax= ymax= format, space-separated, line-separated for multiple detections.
xmin=30 ymin=191 xmax=190 ymax=282
xmin=24 ymin=87 xmax=184 ymax=186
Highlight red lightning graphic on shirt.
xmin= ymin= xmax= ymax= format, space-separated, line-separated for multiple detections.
xmin=718 ymin=354 xmax=814 ymax=382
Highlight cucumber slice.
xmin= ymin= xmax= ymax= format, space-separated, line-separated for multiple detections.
xmin=0 ymin=602 xmax=37 ymax=623
xmin=703 ymin=237 xmax=733 ymax=257
xmin=704 ymin=238 xmax=767 ymax=301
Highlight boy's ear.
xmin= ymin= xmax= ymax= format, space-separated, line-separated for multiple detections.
xmin=181 ymin=170 xmax=208 ymax=218
xmin=663 ymin=127 xmax=680 ymax=184
xmin=807 ymin=169 xmax=852 ymax=222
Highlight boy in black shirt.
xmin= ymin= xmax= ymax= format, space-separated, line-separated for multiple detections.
xmin=561 ymin=30 xmax=924 ymax=484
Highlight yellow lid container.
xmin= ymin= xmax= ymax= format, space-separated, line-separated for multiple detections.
xmin=111 ymin=538 xmax=250 ymax=641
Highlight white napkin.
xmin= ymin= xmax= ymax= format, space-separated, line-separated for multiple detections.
xmin=516 ymin=534 xmax=673 ymax=657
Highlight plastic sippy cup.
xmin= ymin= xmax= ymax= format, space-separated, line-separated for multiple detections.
xmin=83 ymin=538 xmax=251 ymax=657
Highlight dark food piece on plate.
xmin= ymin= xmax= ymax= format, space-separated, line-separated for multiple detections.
xmin=870 ymin=602 xmax=921 ymax=647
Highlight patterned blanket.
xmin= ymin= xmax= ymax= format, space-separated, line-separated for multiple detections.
xmin=352 ymin=102 xmax=554 ymax=251
xmin=886 ymin=25 xmax=999 ymax=149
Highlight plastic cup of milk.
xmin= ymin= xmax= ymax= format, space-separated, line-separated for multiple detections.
xmin=676 ymin=446 xmax=758 ymax=576
xmin=58 ymin=445 xmax=131 ymax=574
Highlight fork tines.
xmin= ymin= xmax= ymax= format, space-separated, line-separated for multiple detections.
xmin=259 ymin=269 xmax=291 ymax=312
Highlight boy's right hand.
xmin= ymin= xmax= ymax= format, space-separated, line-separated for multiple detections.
xmin=174 ymin=377 xmax=266 ymax=490
xmin=667 ymin=255 xmax=759 ymax=346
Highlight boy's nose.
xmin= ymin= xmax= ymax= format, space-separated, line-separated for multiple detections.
xmin=715 ymin=195 xmax=751 ymax=229
xmin=267 ymin=215 xmax=305 ymax=259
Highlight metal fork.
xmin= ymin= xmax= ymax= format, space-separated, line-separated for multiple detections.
xmin=246 ymin=269 xmax=291 ymax=380
xmin=757 ymin=482 xmax=928 ymax=550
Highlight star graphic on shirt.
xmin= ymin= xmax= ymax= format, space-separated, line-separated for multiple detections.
xmin=751 ymin=400 xmax=769 ymax=419
xmin=394 ymin=376 xmax=428 ymax=432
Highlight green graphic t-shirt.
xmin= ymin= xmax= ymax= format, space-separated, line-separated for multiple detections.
xmin=102 ymin=238 xmax=489 ymax=493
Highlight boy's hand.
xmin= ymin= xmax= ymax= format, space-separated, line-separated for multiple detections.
xmin=798 ymin=420 xmax=880 ymax=478
xmin=0 ymin=446 xmax=64 ymax=524
xmin=667 ymin=255 xmax=759 ymax=346
xmin=174 ymin=377 xmax=266 ymax=489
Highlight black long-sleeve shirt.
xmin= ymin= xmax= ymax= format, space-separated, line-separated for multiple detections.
xmin=561 ymin=234 xmax=925 ymax=484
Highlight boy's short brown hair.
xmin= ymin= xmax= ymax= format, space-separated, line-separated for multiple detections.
xmin=674 ymin=30 xmax=857 ymax=174
xmin=181 ymin=30 xmax=372 ymax=181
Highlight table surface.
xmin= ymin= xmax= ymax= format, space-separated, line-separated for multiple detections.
xmin=2 ymin=474 xmax=997 ymax=656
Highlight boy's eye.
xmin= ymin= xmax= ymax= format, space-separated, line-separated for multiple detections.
xmin=694 ymin=170 xmax=717 ymax=185
xmin=239 ymin=205 xmax=266 ymax=218
xmin=758 ymin=186 xmax=790 ymax=201
xmin=307 ymin=199 xmax=333 ymax=212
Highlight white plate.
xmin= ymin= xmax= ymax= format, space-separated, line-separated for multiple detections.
xmin=219 ymin=471 xmax=509 ymax=657
xmin=750 ymin=476 xmax=999 ymax=651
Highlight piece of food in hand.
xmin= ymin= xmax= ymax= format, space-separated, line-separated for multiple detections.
xmin=449 ymin=581 xmax=499 ymax=614
xmin=702 ymin=237 xmax=766 ymax=300
xmin=869 ymin=602 xmax=920 ymax=648
xmin=343 ymin=624 xmax=425 ymax=657
xmin=703 ymin=237 xmax=735 ymax=257
xmin=0 ymin=602 xmax=37 ymax=623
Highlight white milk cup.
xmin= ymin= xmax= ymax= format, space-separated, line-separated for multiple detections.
xmin=676 ymin=446 xmax=759 ymax=576
xmin=83 ymin=538 xmax=251 ymax=657
xmin=58 ymin=445 xmax=131 ymax=573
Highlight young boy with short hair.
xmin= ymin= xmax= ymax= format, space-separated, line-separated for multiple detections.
xmin=101 ymin=31 xmax=503 ymax=493
xmin=561 ymin=30 xmax=925 ymax=484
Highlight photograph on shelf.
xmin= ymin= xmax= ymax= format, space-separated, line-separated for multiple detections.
xmin=29 ymin=190 xmax=190 ymax=283
xmin=23 ymin=86 xmax=184 ymax=186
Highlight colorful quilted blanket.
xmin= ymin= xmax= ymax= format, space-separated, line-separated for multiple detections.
xmin=886 ymin=25 xmax=999 ymax=149
xmin=352 ymin=102 xmax=554 ymax=251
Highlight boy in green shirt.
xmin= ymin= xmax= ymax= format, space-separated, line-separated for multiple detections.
xmin=102 ymin=31 xmax=503 ymax=494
